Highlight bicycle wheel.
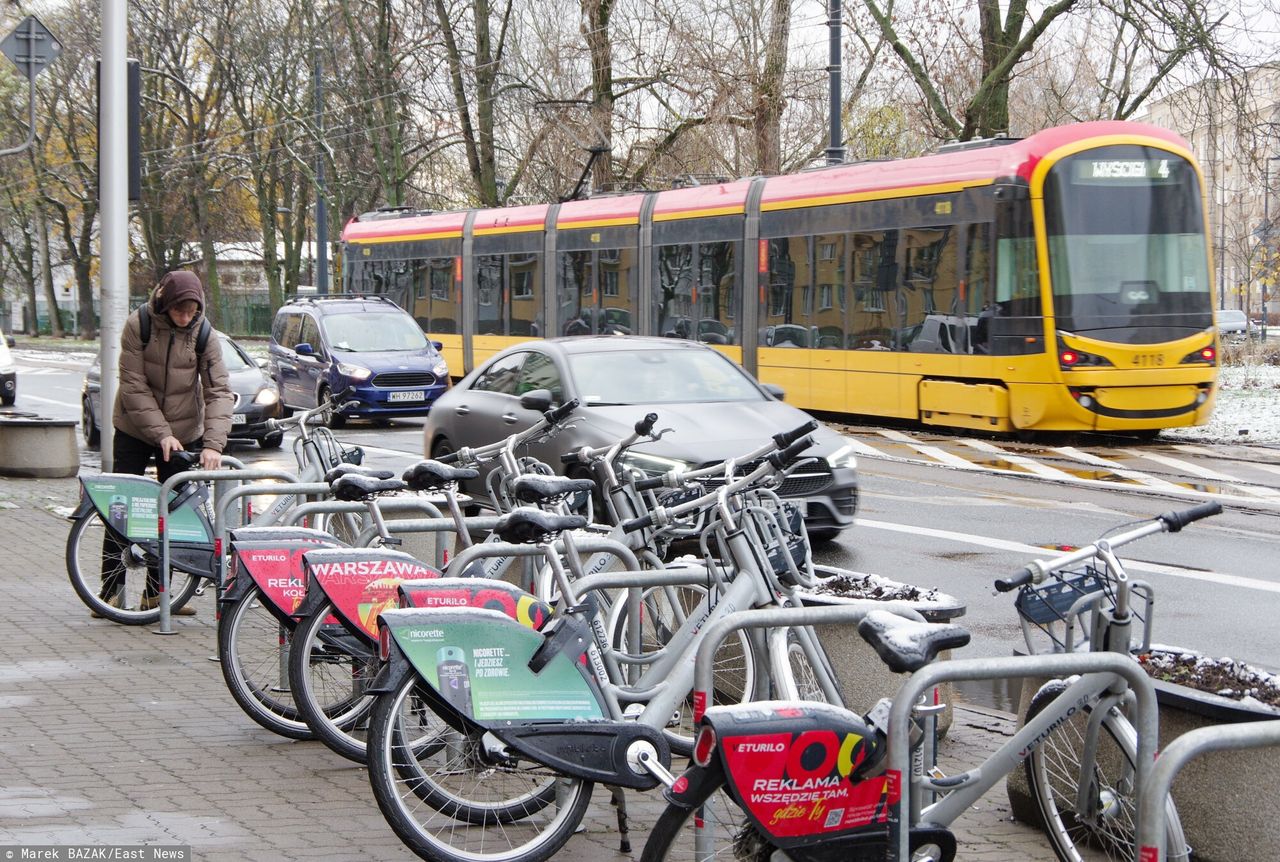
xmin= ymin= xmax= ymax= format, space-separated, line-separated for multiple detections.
xmin=217 ymin=586 xmax=314 ymax=740
xmin=66 ymin=511 xmax=200 ymax=625
xmin=607 ymin=584 xmax=764 ymax=753
xmin=1025 ymin=680 xmax=1187 ymax=862
xmin=640 ymin=766 xmax=759 ymax=862
xmin=785 ymin=627 xmax=837 ymax=703
xmin=287 ymin=599 xmax=379 ymax=762
xmin=367 ymin=672 xmax=592 ymax=862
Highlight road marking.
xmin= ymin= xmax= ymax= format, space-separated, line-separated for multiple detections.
xmin=842 ymin=437 xmax=886 ymax=457
xmin=1122 ymin=449 xmax=1242 ymax=482
xmin=1050 ymin=446 xmax=1185 ymax=491
xmin=874 ymin=429 xmax=979 ymax=469
xmin=961 ymin=438 xmax=1077 ymax=480
xmin=858 ymin=517 xmax=1280 ymax=594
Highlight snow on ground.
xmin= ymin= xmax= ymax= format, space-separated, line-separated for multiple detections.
xmin=1162 ymin=362 xmax=1280 ymax=446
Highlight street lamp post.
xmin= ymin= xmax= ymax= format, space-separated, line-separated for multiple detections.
xmin=1263 ymin=157 xmax=1280 ymax=340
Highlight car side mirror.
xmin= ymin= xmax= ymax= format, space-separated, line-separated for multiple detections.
xmin=295 ymin=343 xmax=314 ymax=356
xmin=519 ymin=388 xmax=553 ymax=412
xmin=762 ymin=383 xmax=785 ymax=401
xmin=431 ymin=340 xmax=444 ymax=351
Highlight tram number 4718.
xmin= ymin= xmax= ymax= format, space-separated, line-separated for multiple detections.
xmin=1131 ymin=353 xmax=1165 ymax=367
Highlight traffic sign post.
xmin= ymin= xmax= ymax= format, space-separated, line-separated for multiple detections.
xmin=0 ymin=15 xmax=62 ymax=158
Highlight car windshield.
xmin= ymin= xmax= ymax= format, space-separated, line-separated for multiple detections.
xmin=218 ymin=337 xmax=252 ymax=372
xmin=568 ymin=348 xmax=764 ymax=405
xmin=324 ymin=311 xmax=428 ymax=352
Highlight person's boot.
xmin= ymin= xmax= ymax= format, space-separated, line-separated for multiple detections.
xmin=89 ymin=592 xmax=123 ymax=619
xmin=139 ymin=593 xmax=197 ymax=616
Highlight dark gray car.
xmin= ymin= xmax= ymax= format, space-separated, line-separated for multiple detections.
xmin=422 ymin=336 xmax=858 ymax=540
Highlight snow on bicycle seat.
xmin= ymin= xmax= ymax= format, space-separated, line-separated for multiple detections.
xmin=857 ymin=610 xmax=971 ymax=674
xmin=401 ymin=460 xmax=478 ymax=492
xmin=323 ymin=464 xmax=395 ymax=484
xmin=511 ymin=474 xmax=595 ymax=504
xmin=330 ymin=474 xmax=406 ymax=502
xmin=495 ymin=506 xmax=587 ymax=544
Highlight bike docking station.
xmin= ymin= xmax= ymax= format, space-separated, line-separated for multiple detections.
xmin=1137 ymin=717 xmax=1280 ymax=862
xmin=279 ymin=497 xmax=475 ymax=569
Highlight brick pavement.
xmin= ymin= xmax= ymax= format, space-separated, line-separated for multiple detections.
xmin=0 ymin=475 xmax=1055 ymax=860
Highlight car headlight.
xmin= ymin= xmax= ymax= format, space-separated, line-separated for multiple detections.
xmin=254 ymin=387 xmax=279 ymax=406
xmin=825 ymin=442 xmax=858 ymax=470
xmin=432 ymin=359 xmax=449 ymax=378
xmin=618 ymin=450 xmax=693 ymax=477
xmin=337 ymin=362 xmax=372 ymax=381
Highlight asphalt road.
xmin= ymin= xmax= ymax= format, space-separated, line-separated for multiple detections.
xmin=10 ymin=353 xmax=1279 ymax=713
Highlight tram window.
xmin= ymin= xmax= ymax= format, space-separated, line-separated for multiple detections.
xmin=410 ymin=257 xmax=459 ymax=334
xmin=476 ymin=252 xmax=544 ymax=337
xmin=763 ymin=237 xmax=807 ymax=343
xmin=898 ymin=226 xmax=969 ymax=354
xmin=558 ymin=247 xmax=636 ymax=337
xmin=849 ymin=231 xmax=896 ymax=351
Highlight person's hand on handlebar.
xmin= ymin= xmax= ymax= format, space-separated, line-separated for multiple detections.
xmin=200 ymin=447 xmax=222 ymax=471
xmin=159 ymin=436 xmax=184 ymax=462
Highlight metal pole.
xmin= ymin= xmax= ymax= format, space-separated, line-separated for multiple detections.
xmin=825 ymin=0 xmax=844 ymax=165
xmin=313 ymin=47 xmax=329 ymax=295
xmin=99 ymin=0 xmax=128 ymax=471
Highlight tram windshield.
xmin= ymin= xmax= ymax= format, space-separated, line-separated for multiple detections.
xmin=1043 ymin=145 xmax=1213 ymax=344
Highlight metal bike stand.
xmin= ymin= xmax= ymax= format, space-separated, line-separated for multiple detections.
xmin=885 ymin=652 xmax=1159 ymax=862
xmin=154 ymin=464 xmax=298 ymax=635
xmin=692 ymin=604 xmax=928 ymax=720
xmin=1137 ymin=719 xmax=1280 ymax=862
xmin=376 ymin=515 xmax=503 ymax=568
xmin=213 ymin=479 xmax=330 ymax=570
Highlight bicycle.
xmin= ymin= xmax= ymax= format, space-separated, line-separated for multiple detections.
xmin=361 ymin=431 xmax=846 ymax=862
xmin=66 ymin=399 xmax=362 ymax=624
xmin=638 ymin=502 xmax=1221 ymax=862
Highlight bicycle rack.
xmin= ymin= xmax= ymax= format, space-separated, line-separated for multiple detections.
xmin=885 ymin=652 xmax=1160 ymax=862
xmin=1136 ymin=718 xmax=1280 ymax=861
xmin=155 ymin=463 xmax=300 ymax=634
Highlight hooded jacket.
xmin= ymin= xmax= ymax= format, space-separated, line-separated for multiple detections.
xmin=112 ymin=274 xmax=235 ymax=452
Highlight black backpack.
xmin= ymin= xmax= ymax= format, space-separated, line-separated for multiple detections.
xmin=138 ymin=304 xmax=212 ymax=355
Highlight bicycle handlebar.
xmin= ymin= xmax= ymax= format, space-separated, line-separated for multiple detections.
xmin=543 ymin=399 xmax=578 ymax=425
xmin=634 ymin=412 xmax=659 ymax=437
xmin=622 ymin=513 xmax=654 ymax=534
xmin=772 ymin=419 xmax=818 ymax=450
xmin=995 ymin=503 xmax=1224 ymax=592
xmin=767 ymin=435 xmax=815 ymax=469
xmin=1158 ymin=501 xmax=1222 ymax=532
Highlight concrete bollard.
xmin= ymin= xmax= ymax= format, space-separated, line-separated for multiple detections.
xmin=0 ymin=414 xmax=79 ymax=478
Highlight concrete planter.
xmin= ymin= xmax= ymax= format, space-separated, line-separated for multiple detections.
xmin=1006 ymin=647 xmax=1280 ymax=862
xmin=796 ymin=566 xmax=966 ymax=734
xmin=0 ymin=414 xmax=78 ymax=478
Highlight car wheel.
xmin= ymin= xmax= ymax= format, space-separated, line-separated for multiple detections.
xmin=319 ymin=386 xmax=346 ymax=429
xmin=431 ymin=436 xmax=456 ymax=463
xmin=258 ymin=431 xmax=285 ymax=449
xmin=2 ymin=395 xmax=14 ymax=407
xmin=82 ymin=398 xmax=100 ymax=447
xmin=806 ymin=527 xmax=842 ymax=545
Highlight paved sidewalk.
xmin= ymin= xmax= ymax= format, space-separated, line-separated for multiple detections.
xmin=0 ymin=475 xmax=1052 ymax=860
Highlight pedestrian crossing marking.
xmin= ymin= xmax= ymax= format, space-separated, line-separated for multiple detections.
xmin=873 ymin=429 xmax=980 ymax=469
xmin=1122 ymin=449 xmax=1244 ymax=482
xmin=1049 ymin=446 xmax=1184 ymax=492
xmin=960 ymin=438 xmax=1077 ymax=481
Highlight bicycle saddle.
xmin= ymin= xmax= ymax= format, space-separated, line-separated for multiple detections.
xmin=857 ymin=610 xmax=971 ymax=674
xmin=330 ymin=474 xmax=406 ymax=502
xmin=402 ymin=460 xmax=479 ymax=492
xmin=511 ymin=474 xmax=595 ymax=504
xmin=324 ymin=464 xmax=395 ymax=484
xmin=495 ymin=507 xmax=587 ymax=544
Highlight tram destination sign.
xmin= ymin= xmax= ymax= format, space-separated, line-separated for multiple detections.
xmin=1073 ymin=158 xmax=1178 ymax=184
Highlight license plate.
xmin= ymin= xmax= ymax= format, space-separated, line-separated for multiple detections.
xmin=231 ymin=413 xmax=247 ymax=425
xmin=388 ymin=390 xmax=425 ymax=402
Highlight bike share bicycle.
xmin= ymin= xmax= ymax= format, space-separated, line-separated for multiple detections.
xmin=639 ymin=503 xmax=1221 ymax=862
xmin=67 ymin=400 xmax=364 ymax=624
xmin=359 ymin=431 xmax=852 ymax=862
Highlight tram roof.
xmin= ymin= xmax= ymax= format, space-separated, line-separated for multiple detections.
xmin=344 ymin=209 xmax=467 ymax=243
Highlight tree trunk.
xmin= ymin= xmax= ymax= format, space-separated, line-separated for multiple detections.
xmin=35 ymin=203 xmax=63 ymax=338
xmin=582 ymin=0 xmax=616 ymax=192
xmin=754 ymin=0 xmax=792 ymax=174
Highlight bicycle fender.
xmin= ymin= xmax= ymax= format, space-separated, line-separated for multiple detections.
xmin=704 ymin=701 xmax=892 ymax=847
xmin=397 ymin=577 xmax=552 ymax=632
xmin=79 ymin=473 xmax=213 ymax=545
xmin=226 ymin=537 xmax=342 ymax=619
xmin=378 ymin=606 xmax=607 ymax=724
xmin=302 ymin=547 xmax=442 ymax=640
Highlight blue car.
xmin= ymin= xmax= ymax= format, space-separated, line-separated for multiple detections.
xmin=268 ymin=294 xmax=449 ymax=427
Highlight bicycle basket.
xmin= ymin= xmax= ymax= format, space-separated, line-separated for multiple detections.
xmin=1015 ymin=564 xmax=1111 ymax=653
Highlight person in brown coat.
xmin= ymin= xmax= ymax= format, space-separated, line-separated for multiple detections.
xmin=95 ymin=271 xmax=234 ymax=616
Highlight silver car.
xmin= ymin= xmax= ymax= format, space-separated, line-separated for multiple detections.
xmin=422 ymin=336 xmax=858 ymax=541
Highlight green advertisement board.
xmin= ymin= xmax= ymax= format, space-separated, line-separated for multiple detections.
xmin=82 ymin=474 xmax=211 ymax=543
xmin=388 ymin=610 xmax=604 ymax=722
